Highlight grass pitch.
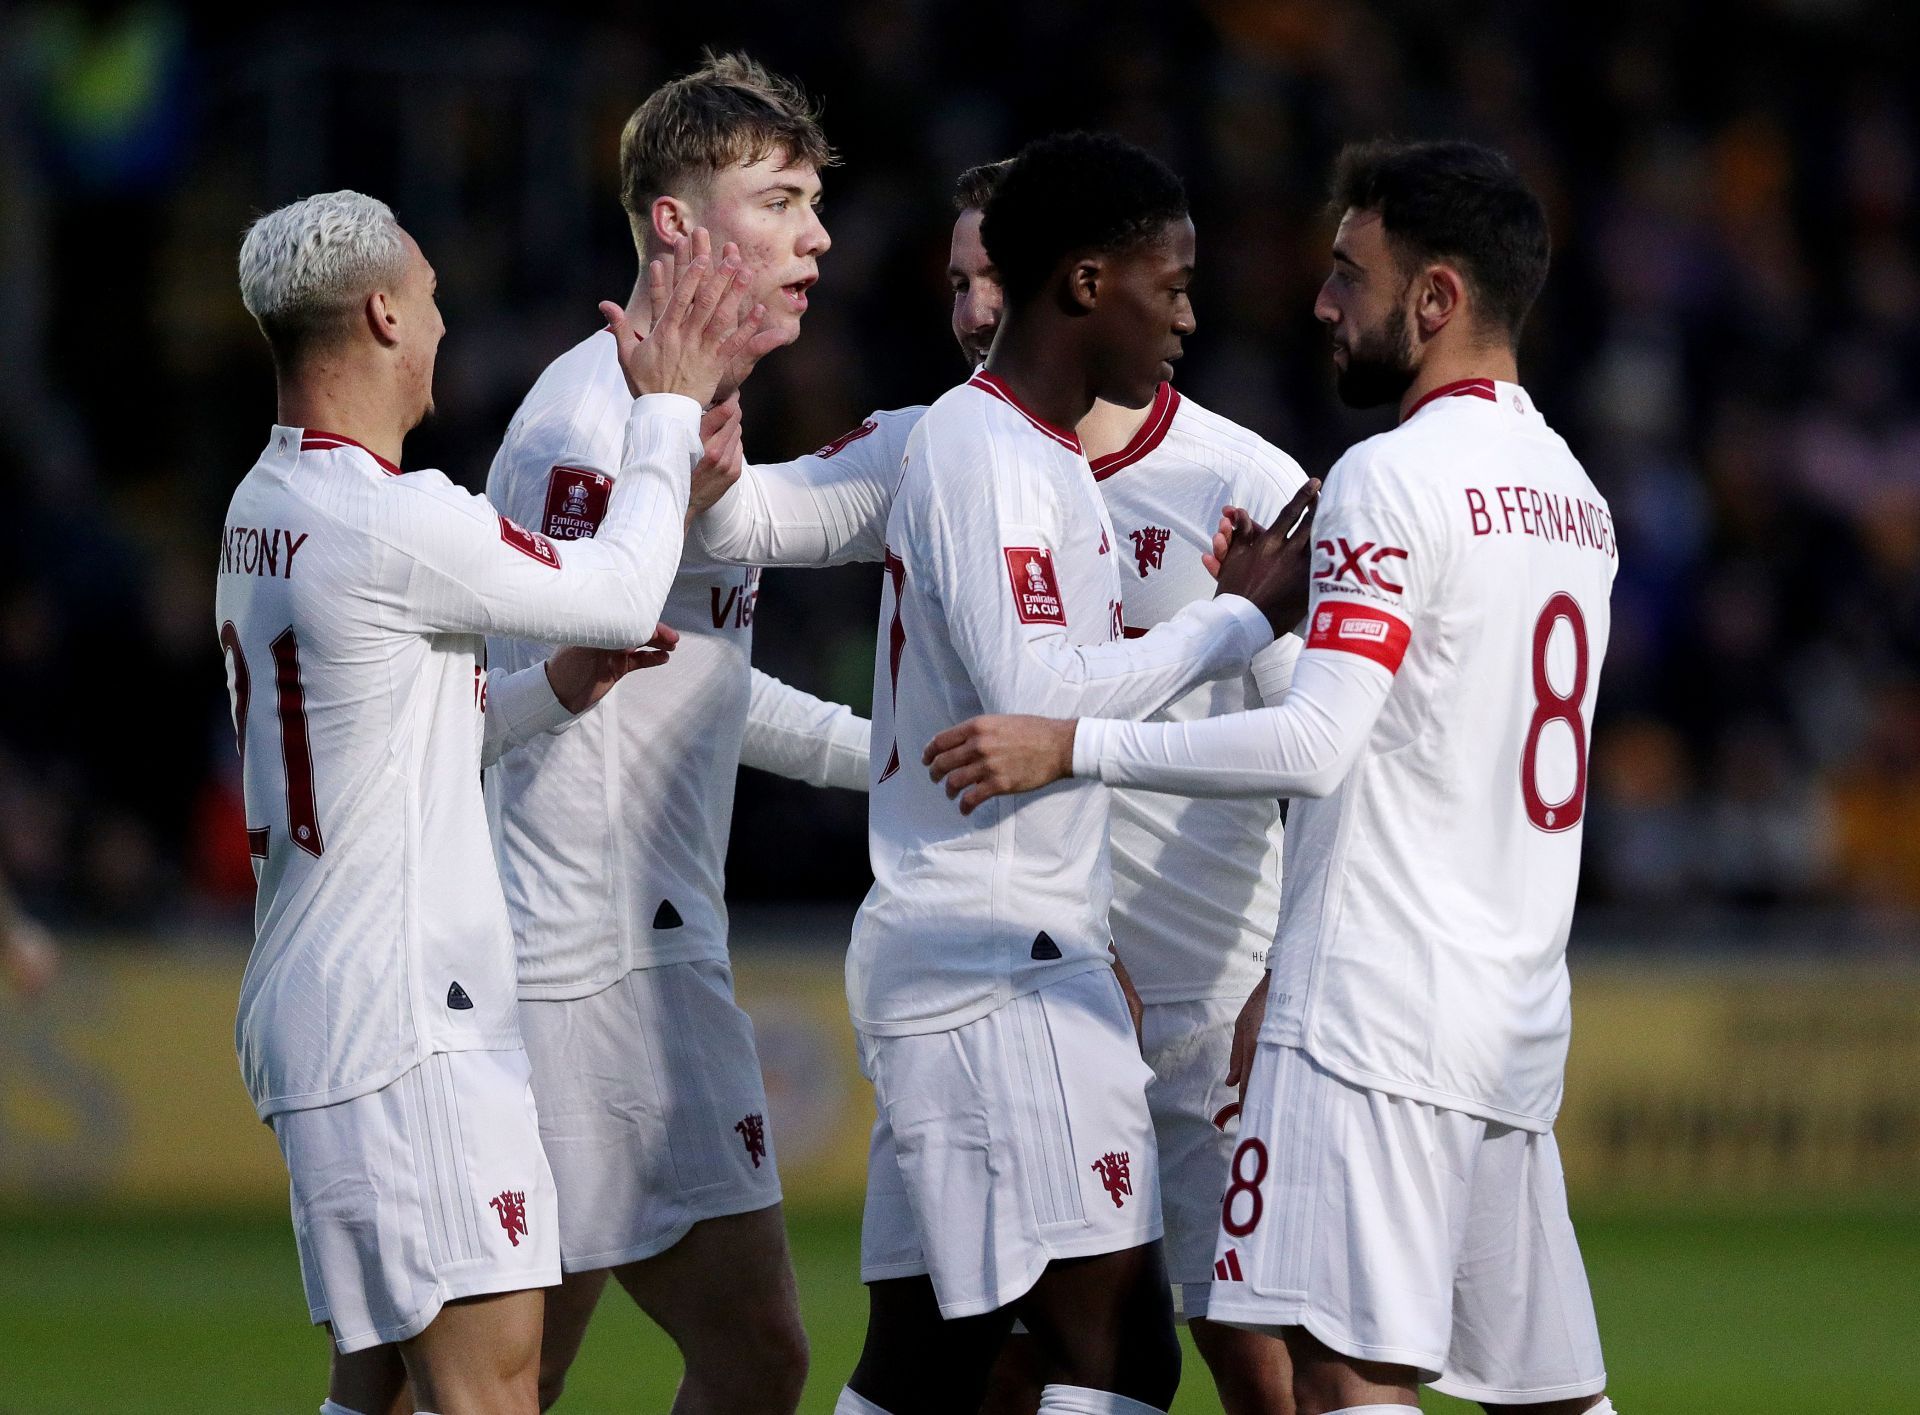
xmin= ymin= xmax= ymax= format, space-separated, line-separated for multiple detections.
xmin=0 ymin=1205 xmax=1913 ymax=1413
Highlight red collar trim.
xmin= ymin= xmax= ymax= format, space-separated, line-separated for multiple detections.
xmin=1090 ymin=383 xmax=1181 ymax=481
xmin=968 ymin=371 xmax=1084 ymax=454
xmin=1402 ymin=378 xmax=1497 ymax=423
xmin=301 ymin=429 xmax=402 ymax=476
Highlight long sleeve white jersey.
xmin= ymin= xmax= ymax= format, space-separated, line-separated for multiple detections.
xmin=1074 ymin=381 xmax=1617 ymax=1129
xmin=698 ymin=383 xmax=1308 ymax=1005
xmin=1093 ymin=383 xmax=1306 ymax=1003
xmin=851 ymin=371 xmax=1273 ymax=1036
xmin=215 ymin=409 xmax=698 ymax=1119
xmin=484 ymin=332 xmax=887 ymax=999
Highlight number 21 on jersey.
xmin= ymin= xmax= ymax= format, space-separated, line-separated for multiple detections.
xmin=220 ymin=622 xmax=325 ymax=862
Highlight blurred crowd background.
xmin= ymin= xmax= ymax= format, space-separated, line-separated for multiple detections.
xmin=1 ymin=0 xmax=1915 ymax=943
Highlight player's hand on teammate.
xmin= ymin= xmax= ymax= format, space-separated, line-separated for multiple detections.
xmin=923 ymin=714 xmax=1077 ymax=814
xmin=1224 ymin=971 xmax=1269 ymax=1109
xmin=601 ymin=228 xmax=769 ymax=407
xmin=1209 ymin=479 xmax=1321 ymax=634
xmin=544 ymin=624 xmax=681 ymax=714
xmin=689 ymin=394 xmax=745 ymax=517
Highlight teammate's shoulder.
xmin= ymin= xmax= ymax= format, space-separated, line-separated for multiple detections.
xmin=496 ymin=330 xmax=627 ymax=466
xmin=813 ymin=404 xmax=929 ymax=461
xmin=1166 ymin=393 xmax=1308 ymax=493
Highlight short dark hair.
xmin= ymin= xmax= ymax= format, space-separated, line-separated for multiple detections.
xmin=979 ymin=132 xmax=1188 ymax=304
xmin=952 ymin=159 xmax=1012 ymax=215
xmin=1330 ymin=139 xmax=1550 ymax=341
xmin=619 ymin=50 xmax=837 ymax=253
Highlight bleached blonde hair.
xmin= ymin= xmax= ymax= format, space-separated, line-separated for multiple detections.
xmin=238 ymin=190 xmax=409 ymax=362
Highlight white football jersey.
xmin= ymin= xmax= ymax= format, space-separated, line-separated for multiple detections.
xmin=851 ymin=371 xmax=1272 ymax=1036
xmin=1079 ymin=381 xmax=1617 ymax=1129
xmin=484 ymin=333 xmax=881 ymax=999
xmin=1094 ymin=384 xmax=1306 ymax=1003
xmin=216 ymin=408 xmax=698 ymax=1119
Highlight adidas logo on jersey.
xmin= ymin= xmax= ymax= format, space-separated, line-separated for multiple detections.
xmin=1214 ymin=1249 xmax=1245 ymax=1282
xmin=446 ymin=981 xmax=473 ymax=1010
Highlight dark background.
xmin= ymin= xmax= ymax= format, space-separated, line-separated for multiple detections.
xmin=2 ymin=0 xmax=1916 ymax=945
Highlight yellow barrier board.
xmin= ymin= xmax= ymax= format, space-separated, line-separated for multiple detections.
xmin=3 ymin=951 xmax=1916 ymax=1206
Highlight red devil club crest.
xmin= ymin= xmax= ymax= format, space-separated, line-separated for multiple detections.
xmin=1090 ymin=1150 xmax=1132 ymax=1208
xmin=1129 ymin=526 xmax=1171 ymax=577
xmin=736 ymin=1113 xmax=768 ymax=1168
xmin=490 ymin=1190 xmax=529 ymax=1247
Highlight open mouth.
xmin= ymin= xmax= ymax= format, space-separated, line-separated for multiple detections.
xmin=780 ymin=276 xmax=816 ymax=313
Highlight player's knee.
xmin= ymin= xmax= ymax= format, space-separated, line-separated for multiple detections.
xmin=1190 ymin=1319 xmax=1293 ymax=1415
xmin=688 ymin=1299 xmax=809 ymax=1409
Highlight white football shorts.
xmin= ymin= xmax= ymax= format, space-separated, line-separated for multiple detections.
xmin=1139 ymin=995 xmax=1243 ymax=1320
xmin=272 ymin=1046 xmax=561 ymax=1354
xmin=1207 ymin=1041 xmax=1607 ymax=1403
xmin=858 ymin=966 xmax=1163 ymax=1318
xmin=517 ymin=959 xmax=782 ymax=1272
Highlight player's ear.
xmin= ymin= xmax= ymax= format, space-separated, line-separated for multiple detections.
xmin=651 ymin=194 xmax=694 ymax=249
xmin=365 ymin=289 xmax=401 ymax=348
xmin=1066 ymin=256 xmax=1101 ymax=313
xmin=1414 ymin=262 xmax=1465 ymax=339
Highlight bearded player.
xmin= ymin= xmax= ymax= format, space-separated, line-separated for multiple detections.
xmin=482 ymin=52 xmax=878 ymax=1414
xmin=927 ymin=140 xmax=1619 ymax=1415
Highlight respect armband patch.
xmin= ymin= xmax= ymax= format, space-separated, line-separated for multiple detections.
xmin=543 ymin=465 xmax=612 ymax=540
xmin=1306 ymin=600 xmax=1411 ymax=671
xmin=1004 ymin=546 xmax=1065 ymax=625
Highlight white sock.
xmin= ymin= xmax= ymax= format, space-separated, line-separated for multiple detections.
xmin=1037 ymin=1385 xmax=1167 ymax=1414
xmin=319 ymin=1404 xmax=367 ymax=1415
xmin=834 ymin=1388 xmax=894 ymax=1415
xmin=1589 ymin=1401 xmax=1617 ymax=1414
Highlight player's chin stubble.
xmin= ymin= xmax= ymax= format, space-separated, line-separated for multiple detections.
xmin=1334 ymin=304 xmax=1417 ymax=409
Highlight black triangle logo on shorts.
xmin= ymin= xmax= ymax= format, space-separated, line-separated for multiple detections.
xmin=1030 ymin=931 xmax=1062 ymax=960
xmin=446 ymin=981 xmax=474 ymax=1010
xmin=653 ymin=899 xmax=684 ymax=930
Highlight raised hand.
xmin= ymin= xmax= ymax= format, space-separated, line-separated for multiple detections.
xmin=544 ymin=624 xmax=681 ymax=714
xmin=628 ymin=230 xmax=789 ymax=403
xmin=1212 ymin=478 xmax=1321 ymax=634
xmin=922 ymin=714 xmax=1078 ymax=815
xmin=599 ymin=228 xmax=769 ymax=406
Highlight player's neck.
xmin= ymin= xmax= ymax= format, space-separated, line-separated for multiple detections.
xmin=1077 ymin=398 xmax=1153 ymax=461
xmin=276 ymin=367 xmax=410 ymax=468
xmin=1398 ymin=341 xmax=1518 ymax=422
xmin=983 ymin=325 xmax=1096 ymax=434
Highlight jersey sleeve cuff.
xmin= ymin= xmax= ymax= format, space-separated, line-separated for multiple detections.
xmin=1070 ymin=716 xmax=1111 ymax=781
xmin=1213 ymin=593 xmax=1277 ymax=655
xmin=492 ymin=661 xmax=579 ymax=743
xmin=623 ymin=393 xmax=702 ymax=465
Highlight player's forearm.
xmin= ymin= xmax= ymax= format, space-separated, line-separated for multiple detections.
xmin=740 ymin=669 xmax=872 ymax=790
xmin=698 ymin=457 xmax=887 ymax=568
xmin=1071 ymin=650 xmax=1390 ymax=799
xmin=1251 ymin=631 xmax=1303 ymax=704
xmin=485 ymin=396 xmax=697 ymax=645
xmin=479 ymin=661 xmax=578 ymax=767
xmin=998 ymin=595 xmax=1272 ymax=722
